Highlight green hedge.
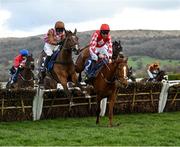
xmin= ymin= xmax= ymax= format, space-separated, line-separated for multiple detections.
xmin=168 ymin=74 xmax=180 ymax=80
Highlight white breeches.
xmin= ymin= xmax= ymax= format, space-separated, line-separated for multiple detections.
xmin=147 ymin=70 xmax=157 ymax=78
xmin=43 ymin=43 xmax=59 ymax=56
xmin=90 ymin=45 xmax=109 ymax=61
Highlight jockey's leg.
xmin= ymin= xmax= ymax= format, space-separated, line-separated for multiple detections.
xmin=9 ymin=66 xmax=16 ymax=75
xmin=85 ymin=58 xmax=94 ymax=76
xmin=147 ymin=70 xmax=154 ymax=81
xmin=38 ymin=56 xmax=51 ymax=85
xmin=11 ymin=67 xmax=22 ymax=84
xmin=43 ymin=43 xmax=53 ymax=71
xmin=90 ymin=59 xmax=108 ymax=78
xmin=44 ymin=56 xmax=51 ymax=69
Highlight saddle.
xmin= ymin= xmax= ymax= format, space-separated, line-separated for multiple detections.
xmin=85 ymin=58 xmax=108 ymax=83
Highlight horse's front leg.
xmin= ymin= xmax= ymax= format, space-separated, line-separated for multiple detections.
xmin=72 ymin=72 xmax=82 ymax=91
xmin=96 ymin=96 xmax=101 ymax=125
xmin=57 ymin=75 xmax=72 ymax=105
xmin=108 ymin=93 xmax=116 ymax=127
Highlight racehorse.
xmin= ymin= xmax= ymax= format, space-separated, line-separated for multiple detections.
xmin=6 ymin=54 xmax=35 ymax=89
xmin=75 ymin=40 xmax=128 ymax=126
xmin=75 ymin=40 xmax=123 ymax=82
xmin=155 ymin=70 xmax=167 ymax=82
xmin=37 ymin=29 xmax=80 ymax=99
xmin=93 ymin=57 xmax=128 ymax=127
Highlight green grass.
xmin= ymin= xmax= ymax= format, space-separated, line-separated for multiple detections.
xmin=0 ymin=112 xmax=180 ymax=146
xmin=128 ymin=55 xmax=180 ymax=69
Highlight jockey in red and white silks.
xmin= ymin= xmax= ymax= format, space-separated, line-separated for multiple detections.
xmin=89 ymin=26 xmax=112 ymax=61
xmin=42 ymin=21 xmax=66 ymax=72
xmin=84 ymin=24 xmax=113 ymax=81
xmin=43 ymin=21 xmax=66 ymax=56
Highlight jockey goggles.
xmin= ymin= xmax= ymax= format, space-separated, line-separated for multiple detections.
xmin=56 ymin=28 xmax=64 ymax=33
xmin=101 ymin=30 xmax=110 ymax=35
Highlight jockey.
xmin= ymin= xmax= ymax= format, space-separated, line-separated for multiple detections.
xmin=147 ymin=62 xmax=160 ymax=81
xmin=10 ymin=49 xmax=29 ymax=84
xmin=85 ymin=24 xmax=113 ymax=81
xmin=42 ymin=21 xmax=66 ymax=71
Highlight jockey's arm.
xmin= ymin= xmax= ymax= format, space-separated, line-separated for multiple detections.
xmin=13 ymin=56 xmax=21 ymax=68
xmin=107 ymin=36 xmax=113 ymax=59
xmin=89 ymin=32 xmax=98 ymax=61
xmin=107 ymin=36 xmax=113 ymax=63
xmin=47 ymin=30 xmax=58 ymax=45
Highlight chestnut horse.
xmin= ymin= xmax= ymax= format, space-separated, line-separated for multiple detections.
xmin=6 ymin=54 xmax=35 ymax=89
xmin=93 ymin=57 xmax=128 ymax=127
xmin=75 ymin=41 xmax=128 ymax=126
xmin=37 ymin=30 xmax=80 ymax=100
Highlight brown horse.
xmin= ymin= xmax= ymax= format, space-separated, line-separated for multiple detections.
xmin=75 ymin=41 xmax=128 ymax=126
xmin=93 ymin=57 xmax=128 ymax=127
xmin=6 ymin=54 xmax=35 ymax=89
xmin=38 ymin=30 xmax=80 ymax=99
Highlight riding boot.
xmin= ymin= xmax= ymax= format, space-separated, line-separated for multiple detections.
xmin=38 ymin=71 xmax=46 ymax=85
xmin=11 ymin=67 xmax=21 ymax=84
xmin=44 ymin=56 xmax=51 ymax=71
xmin=38 ymin=56 xmax=51 ymax=85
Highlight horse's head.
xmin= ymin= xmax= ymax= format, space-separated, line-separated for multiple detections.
xmin=24 ymin=54 xmax=35 ymax=70
xmin=156 ymin=70 xmax=166 ymax=82
xmin=115 ymin=57 xmax=128 ymax=87
xmin=63 ymin=29 xmax=80 ymax=54
xmin=127 ymin=66 xmax=133 ymax=77
xmin=112 ymin=40 xmax=123 ymax=59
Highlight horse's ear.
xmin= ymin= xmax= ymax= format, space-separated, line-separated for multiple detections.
xmin=74 ymin=28 xmax=77 ymax=34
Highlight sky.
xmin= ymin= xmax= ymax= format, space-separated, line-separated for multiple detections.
xmin=1 ymin=0 xmax=180 ymax=37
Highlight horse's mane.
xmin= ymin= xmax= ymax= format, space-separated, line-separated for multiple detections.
xmin=79 ymin=45 xmax=90 ymax=53
xmin=65 ymin=30 xmax=72 ymax=34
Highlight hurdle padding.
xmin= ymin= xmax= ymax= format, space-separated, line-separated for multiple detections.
xmin=0 ymin=89 xmax=36 ymax=121
xmin=114 ymin=82 xmax=163 ymax=114
xmin=41 ymin=87 xmax=97 ymax=119
xmin=164 ymin=84 xmax=180 ymax=112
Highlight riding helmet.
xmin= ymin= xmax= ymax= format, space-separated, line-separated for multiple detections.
xmin=19 ymin=49 xmax=29 ymax=56
xmin=55 ymin=21 xmax=65 ymax=29
xmin=100 ymin=24 xmax=110 ymax=31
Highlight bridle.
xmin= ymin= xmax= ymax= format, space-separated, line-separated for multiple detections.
xmin=61 ymin=32 xmax=78 ymax=51
xmin=100 ymin=59 xmax=128 ymax=84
